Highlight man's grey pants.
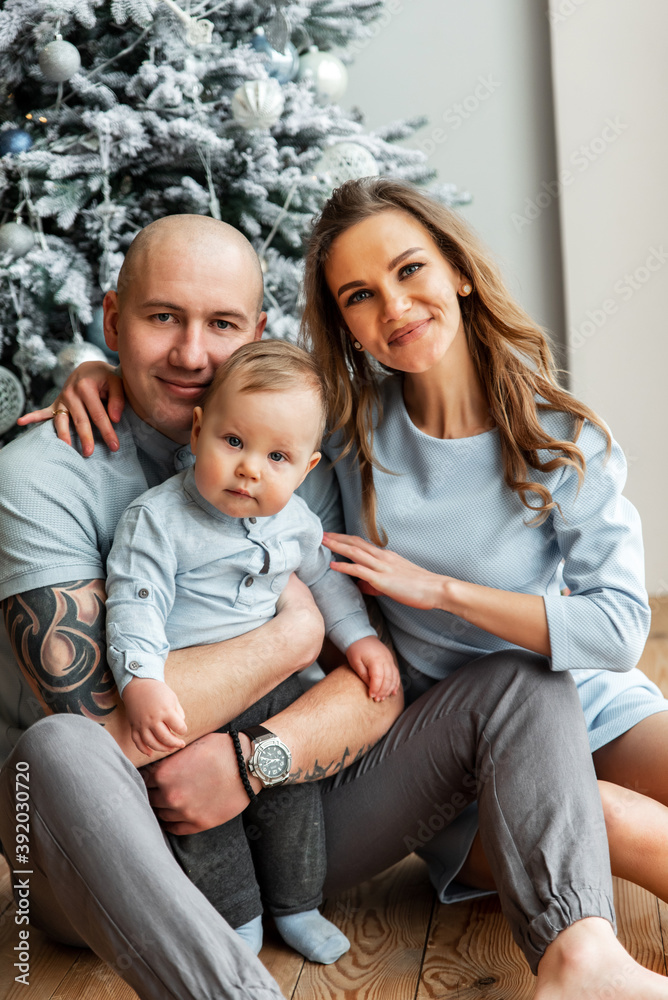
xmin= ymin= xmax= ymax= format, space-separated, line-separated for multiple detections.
xmin=0 ymin=651 xmax=615 ymax=999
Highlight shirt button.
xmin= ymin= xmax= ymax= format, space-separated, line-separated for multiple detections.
xmin=249 ymin=517 xmax=257 ymax=524
xmin=129 ymin=661 xmax=141 ymax=671
xmin=244 ymin=577 xmax=254 ymax=588
xmin=138 ymin=588 xmax=149 ymax=599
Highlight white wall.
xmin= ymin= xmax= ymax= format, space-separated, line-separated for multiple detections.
xmin=344 ymin=0 xmax=566 ymax=356
xmin=549 ymin=0 xmax=668 ymax=592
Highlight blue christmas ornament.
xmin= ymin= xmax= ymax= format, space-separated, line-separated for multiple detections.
xmin=86 ymin=306 xmax=118 ymax=361
xmin=252 ymin=28 xmax=299 ymax=84
xmin=0 ymin=129 xmax=33 ymax=156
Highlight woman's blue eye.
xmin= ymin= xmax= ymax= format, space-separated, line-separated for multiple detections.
xmin=226 ymin=436 xmax=242 ymax=448
xmin=269 ymin=452 xmax=285 ymax=463
xmin=346 ymin=289 xmax=371 ymax=306
xmin=400 ymin=262 xmax=423 ymax=277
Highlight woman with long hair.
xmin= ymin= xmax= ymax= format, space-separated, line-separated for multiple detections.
xmin=299 ymin=176 xmax=668 ymax=906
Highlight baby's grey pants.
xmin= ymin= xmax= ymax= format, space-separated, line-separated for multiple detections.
xmin=0 ymin=650 xmax=615 ymax=999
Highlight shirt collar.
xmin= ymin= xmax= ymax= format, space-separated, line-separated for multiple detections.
xmin=123 ymin=406 xmax=194 ymax=477
xmin=183 ymin=466 xmax=245 ymax=526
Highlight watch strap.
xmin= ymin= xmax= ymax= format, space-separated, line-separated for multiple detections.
xmin=228 ymin=728 xmax=257 ymax=803
xmin=240 ymin=724 xmax=272 ymax=744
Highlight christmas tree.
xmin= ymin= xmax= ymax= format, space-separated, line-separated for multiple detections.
xmin=0 ymin=0 xmax=469 ymax=442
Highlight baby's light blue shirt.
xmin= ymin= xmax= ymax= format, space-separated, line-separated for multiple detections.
xmin=105 ymin=466 xmax=375 ymax=693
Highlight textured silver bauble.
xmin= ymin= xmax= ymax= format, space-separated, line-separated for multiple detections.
xmin=298 ymin=47 xmax=348 ymax=105
xmin=0 ymin=221 xmax=35 ymax=257
xmin=0 ymin=366 xmax=25 ymax=435
xmin=39 ymin=39 xmax=82 ymax=82
xmin=54 ymin=342 xmax=108 ymax=388
xmin=316 ymin=142 xmax=379 ymax=189
xmin=231 ymin=78 xmax=285 ymax=130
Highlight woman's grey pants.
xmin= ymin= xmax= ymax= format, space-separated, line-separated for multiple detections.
xmin=0 ymin=651 xmax=615 ymax=998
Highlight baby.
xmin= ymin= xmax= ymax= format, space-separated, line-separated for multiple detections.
xmin=104 ymin=339 xmax=400 ymax=963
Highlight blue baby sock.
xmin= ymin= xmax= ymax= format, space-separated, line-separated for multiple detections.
xmin=274 ymin=909 xmax=350 ymax=964
xmin=235 ymin=914 xmax=263 ymax=954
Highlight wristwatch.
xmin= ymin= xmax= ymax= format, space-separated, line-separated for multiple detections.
xmin=240 ymin=725 xmax=292 ymax=788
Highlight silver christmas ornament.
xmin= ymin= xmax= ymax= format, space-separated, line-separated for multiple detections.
xmin=39 ymin=38 xmax=82 ymax=83
xmin=0 ymin=366 xmax=25 ymax=435
xmin=316 ymin=142 xmax=380 ymax=188
xmin=231 ymin=79 xmax=285 ymax=130
xmin=54 ymin=342 xmax=108 ymax=388
xmin=0 ymin=221 xmax=35 ymax=257
xmin=251 ymin=28 xmax=299 ymax=85
xmin=298 ymin=47 xmax=348 ymax=105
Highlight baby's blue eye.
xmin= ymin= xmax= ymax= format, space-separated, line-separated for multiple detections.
xmin=226 ymin=436 xmax=242 ymax=448
xmin=269 ymin=452 xmax=285 ymax=463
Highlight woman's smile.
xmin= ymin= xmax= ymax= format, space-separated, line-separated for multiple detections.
xmin=387 ymin=317 xmax=432 ymax=347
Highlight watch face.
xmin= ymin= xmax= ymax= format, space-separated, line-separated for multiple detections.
xmin=257 ymin=744 xmax=289 ymax=779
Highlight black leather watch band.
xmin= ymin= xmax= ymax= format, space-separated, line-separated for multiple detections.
xmin=240 ymin=724 xmax=272 ymax=743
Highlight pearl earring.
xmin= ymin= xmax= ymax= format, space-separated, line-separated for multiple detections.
xmin=353 ymin=340 xmax=364 ymax=351
xmin=461 ymin=283 xmax=472 ymax=296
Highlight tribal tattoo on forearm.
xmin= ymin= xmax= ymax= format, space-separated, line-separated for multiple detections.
xmin=286 ymin=742 xmax=375 ymax=784
xmin=1 ymin=580 xmax=118 ymax=720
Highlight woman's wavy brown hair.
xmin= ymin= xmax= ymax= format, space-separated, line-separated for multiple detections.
xmin=300 ymin=177 xmax=610 ymax=546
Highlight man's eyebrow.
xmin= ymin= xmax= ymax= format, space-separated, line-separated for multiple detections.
xmin=139 ymin=300 xmax=249 ymax=320
xmin=336 ymin=247 xmax=425 ymax=299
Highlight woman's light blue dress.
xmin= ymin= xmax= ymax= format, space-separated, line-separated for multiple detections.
xmin=297 ymin=376 xmax=668 ymax=902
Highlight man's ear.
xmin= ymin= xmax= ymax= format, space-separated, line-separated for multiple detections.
xmin=298 ymin=451 xmax=321 ymax=487
xmin=190 ymin=407 xmax=204 ymax=455
xmin=254 ymin=312 xmax=267 ymax=341
xmin=103 ymin=290 xmax=120 ymax=352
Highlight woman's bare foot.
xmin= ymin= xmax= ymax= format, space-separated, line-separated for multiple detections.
xmin=535 ymin=917 xmax=668 ymax=999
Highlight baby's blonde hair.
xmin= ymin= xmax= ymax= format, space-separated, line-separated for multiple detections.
xmin=202 ymin=340 xmax=327 ymax=446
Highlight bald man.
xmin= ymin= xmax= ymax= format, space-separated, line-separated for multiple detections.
xmin=0 ymin=216 xmax=400 ymax=999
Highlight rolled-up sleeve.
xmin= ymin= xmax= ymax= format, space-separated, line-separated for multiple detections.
xmin=543 ymin=420 xmax=650 ymax=673
xmin=105 ymin=504 xmax=178 ymax=694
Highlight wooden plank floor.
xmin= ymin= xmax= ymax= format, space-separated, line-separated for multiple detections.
xmin=2 ymin=599 xmax=668 ymax=998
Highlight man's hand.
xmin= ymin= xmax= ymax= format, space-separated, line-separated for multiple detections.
xmin=142 ymin=731 xmax=261 ymax=835
xmin=123 ymin=677 xmax=188 ymax=756
xmin=346 ymin=636 xmax=401 ymax=702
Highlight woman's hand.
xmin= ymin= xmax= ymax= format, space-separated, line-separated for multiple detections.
xmin=17 ymin=360 xmax=125 ymax=457
xmin=323 ymin=531 xmax=448 ymax=611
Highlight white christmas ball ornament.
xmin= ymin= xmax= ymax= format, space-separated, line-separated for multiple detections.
xmin=0 ymin=221 xmax=35 ymax=257
xmin=231 ymin=79 xmax=285 ymax=130
xmin=0 ymin=366 xmax=26 ymax=435
xmin=54 ymin=342 xmax=108 ymax=388
xmin=298 ymin=47 xmax=348 ymax=105
xmin=39 ymin=39 xmax=82 ymax=83
xmin=316 ymin=142 xmax=379 ymax=189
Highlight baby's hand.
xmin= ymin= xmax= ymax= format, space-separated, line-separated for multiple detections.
xmin=346 ymin=636 xmax=401 ymax=702
xmin=123 ymin=678 xmax=188 ymax=756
